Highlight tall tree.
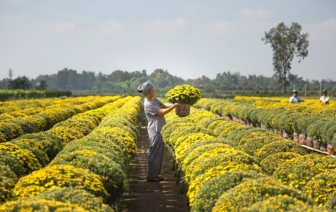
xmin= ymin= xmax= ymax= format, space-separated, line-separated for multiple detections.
xmin=36 ymin=80 xmax=47 ymax=90
xmin=262 ymin=22 xmax=309 ymax=94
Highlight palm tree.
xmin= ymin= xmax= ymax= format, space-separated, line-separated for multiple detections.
xmin=7 ymin=76 xmax=32 ymax=90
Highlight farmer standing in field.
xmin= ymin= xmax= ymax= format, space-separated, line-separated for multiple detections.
xmin=289 ymin=90 xmax=304 ymax=103
xmin=138 ymin=81 xmax=181 ymax=182
xmin=319 ymin=89 xmax=330 ymax=104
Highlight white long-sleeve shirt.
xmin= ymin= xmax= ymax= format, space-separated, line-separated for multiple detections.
xmin=289 ymin=96 xmax=304 ymax=103
xmin=319 ymin=96 xmax=330 ymax=103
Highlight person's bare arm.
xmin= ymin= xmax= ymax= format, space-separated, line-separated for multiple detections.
xmin=160 ymin=102 xmax=173 ymax=109
xmin=157 ymin=103 xmax=180 ymax=116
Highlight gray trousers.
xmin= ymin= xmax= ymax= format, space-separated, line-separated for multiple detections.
xmin=148 ymin=132 xmax=164 ymax=177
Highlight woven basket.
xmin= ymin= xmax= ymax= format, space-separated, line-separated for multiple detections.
xmin=175 ymin=104 xmax=190 ymax=117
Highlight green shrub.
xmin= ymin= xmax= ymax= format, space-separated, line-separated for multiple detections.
xmin=13 ymin=132 xmax=63 ymax=160
xmin=161 ymin=120 xmax=193 ymax=143
xmin=182 ymin=140 xmax=231 ymax=169
xmin=191 ymin=170 xmax=266 ymax=212
xmin=241 ymin=195 xmax=322 ymax=212
xmin=49 ymin=149 xmax=127 ymax=201
xmin=0 ymin=121 xmax=24 ymax=141
xmin=303 ymin=169 xmax=336 ymax=205
xmin=14 ymin=143 xmax=49 ymax=167
xmin=0 ymin=154 xmax=25 ymax=178
xmin=223 ymin=127 xmax=252 ymax=148
xmin=261 ymin=152 xmax=302 ymax=175
xmin=212 ymin=177 xmax=312 ymax=212
xmin=0 ymin=143 xmax=42 ymax=176
xmin=240 ymin=135 xmax=283 ymax=157
xmin=91 ymin=127 xmax=137 ymax=161
xmin=293 ymin=115 xmax=318 ymax=135
xmin=0 ymin=175 xmax=16 ymax=204
xmin=325 ymin=191 xmax=336 ymax=210
xmin=33 ymin=188 xmax=114 ymax=212
xmin=273 ymin=154 xmax=336 ymax=190
xmin=13 ymin=165 xmax=109 ymax=201
xmin=0 ymin=199 xmax=87 ymax=212
xmin=307 ymin=119 xmax=330 ymax=142
xmin=255 ymin=140 xmax=307 ymax=161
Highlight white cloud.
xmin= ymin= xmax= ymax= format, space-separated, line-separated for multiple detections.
xmin=0 ymin=14 xmax=27 ymax=23
xmin=149 ymin=17 xmax=188 ymax=34
xmin=47 ymin=21 xmax=75 ymax=34
xmin=305 ymin=18 xmax=336 ymax=44
xmin=239 ymin=8 xmax=273 ymax=19
xmin=92 ymin=21 xmax=126 ymax=36
xmin=213 ymin=20 xmax=243 ymax=36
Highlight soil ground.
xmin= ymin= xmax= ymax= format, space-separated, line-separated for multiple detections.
xmin=119 ymin=126 xmax=190 ymax=212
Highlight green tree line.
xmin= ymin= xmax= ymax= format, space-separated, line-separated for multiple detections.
xmin=1 ymin=68 xmax=336 ymax=97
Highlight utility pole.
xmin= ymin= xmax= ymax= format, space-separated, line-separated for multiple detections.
xmin=305 ymin=84 xmax=306 ymax=97
xmin=320 ymin=81 xmax=322 ymax=97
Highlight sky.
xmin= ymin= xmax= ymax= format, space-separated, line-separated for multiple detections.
xmin=1 ymin=0 xmax=336 ymax=81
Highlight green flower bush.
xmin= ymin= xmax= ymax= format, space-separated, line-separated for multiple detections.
xmin=182 ymin=141 xmax=231 ymax=170
xmin=223 ymin=127 xmax=252 ymax=148
xmin=13 ymin=165 xmax=110 ymax=201
xmin=278 ymin=114 xmax=297 ymax=134
xmin=307 ymin=119 xmax=329 ymax=142
xmin=197 ymin=117 xmax=222 ymax=129
xmin=174 ymin=133 xmax=217 ymax=163
xmin=326 ymin=126 xmax=336 ymax=145
xmin=261 ymin=152 xmax=302 ymax=175
xmin=273 ymin=154 xmax=336 ymax=190
xmin=303 ymin=169 xmax=336 ymax=206
xmin=212 ymin=177 xmax=312 ymax=212
xmin=91 ymin=127 xmax=137 ymax=161
xmin=0 ymin=142 xmax=42 ymax=176
xmin=14 ymin=143 xmax=49 ymax=168
xmin=215 ymin=122 xmax=243 ymax=138
xmin=49 ymin=148 xmax=127 ymax=201
xmin=13 ymin=132 xmax=63 ymax=160
xmin=0 ymin=175 xmax=16 ymax=204
xmin=320 ymin=120 xmax=336 ymax=143
xmin=0 ymin=154 xmax=25 ymax=178
xmin=325 ymin=191 xmax=336 ymax=210
xmin=0 ymin=199 xmax=87 ymax=212
xmin=255 ymin=140 xmax=307 ymax=161
xmin=191 ymin=170 xmax=266 ymax=212
xmin=241 ymin=195 xmax=323 ymax=212
xmin=34 ymin=188 xmax=114 ymax=212
xmin=165 ymin=84 xmax=201 ymax=105
xmin=237 ymin=130 xmax=276 ymax=150
xmin=293 ymin=115 xmax=317 ymax=136
xmin=161 ymin=120 xmax=193 ymax=144
xmin=240 ymin=135 xmax=283 ymax=157
xmin=0 ymin=121 xmax=24 ymax=141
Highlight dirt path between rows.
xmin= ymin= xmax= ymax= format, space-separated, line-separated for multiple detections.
xmin=120 ymin=127 xmax=190 ymax=212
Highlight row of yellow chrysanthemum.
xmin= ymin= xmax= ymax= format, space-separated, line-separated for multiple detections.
xmin=0 ymin=96 xmax=123 ymax=205
xmin=0 ymin=96 xmax=141 ymax=211
xmin=0 ymin=96 xmax=118 ymax=142
xmin=162 ymin=106 xmax=336 ymax=211
xmin=195 ymin=98 xmax=336 ymax=150
xmin=0 ymin=95 xmax=100 ymax=115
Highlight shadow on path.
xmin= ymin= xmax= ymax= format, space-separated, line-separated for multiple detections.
xmin=120 ymin=127 xmax=190 ymax=212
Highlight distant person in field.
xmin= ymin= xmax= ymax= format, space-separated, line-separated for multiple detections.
xmin=137 ymin=81 xmax=181 ymax=182
xmin=289 ymin=90 xmax=304 ymax=103
xmin=320 ymin=89 xmax=330 ymax=104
